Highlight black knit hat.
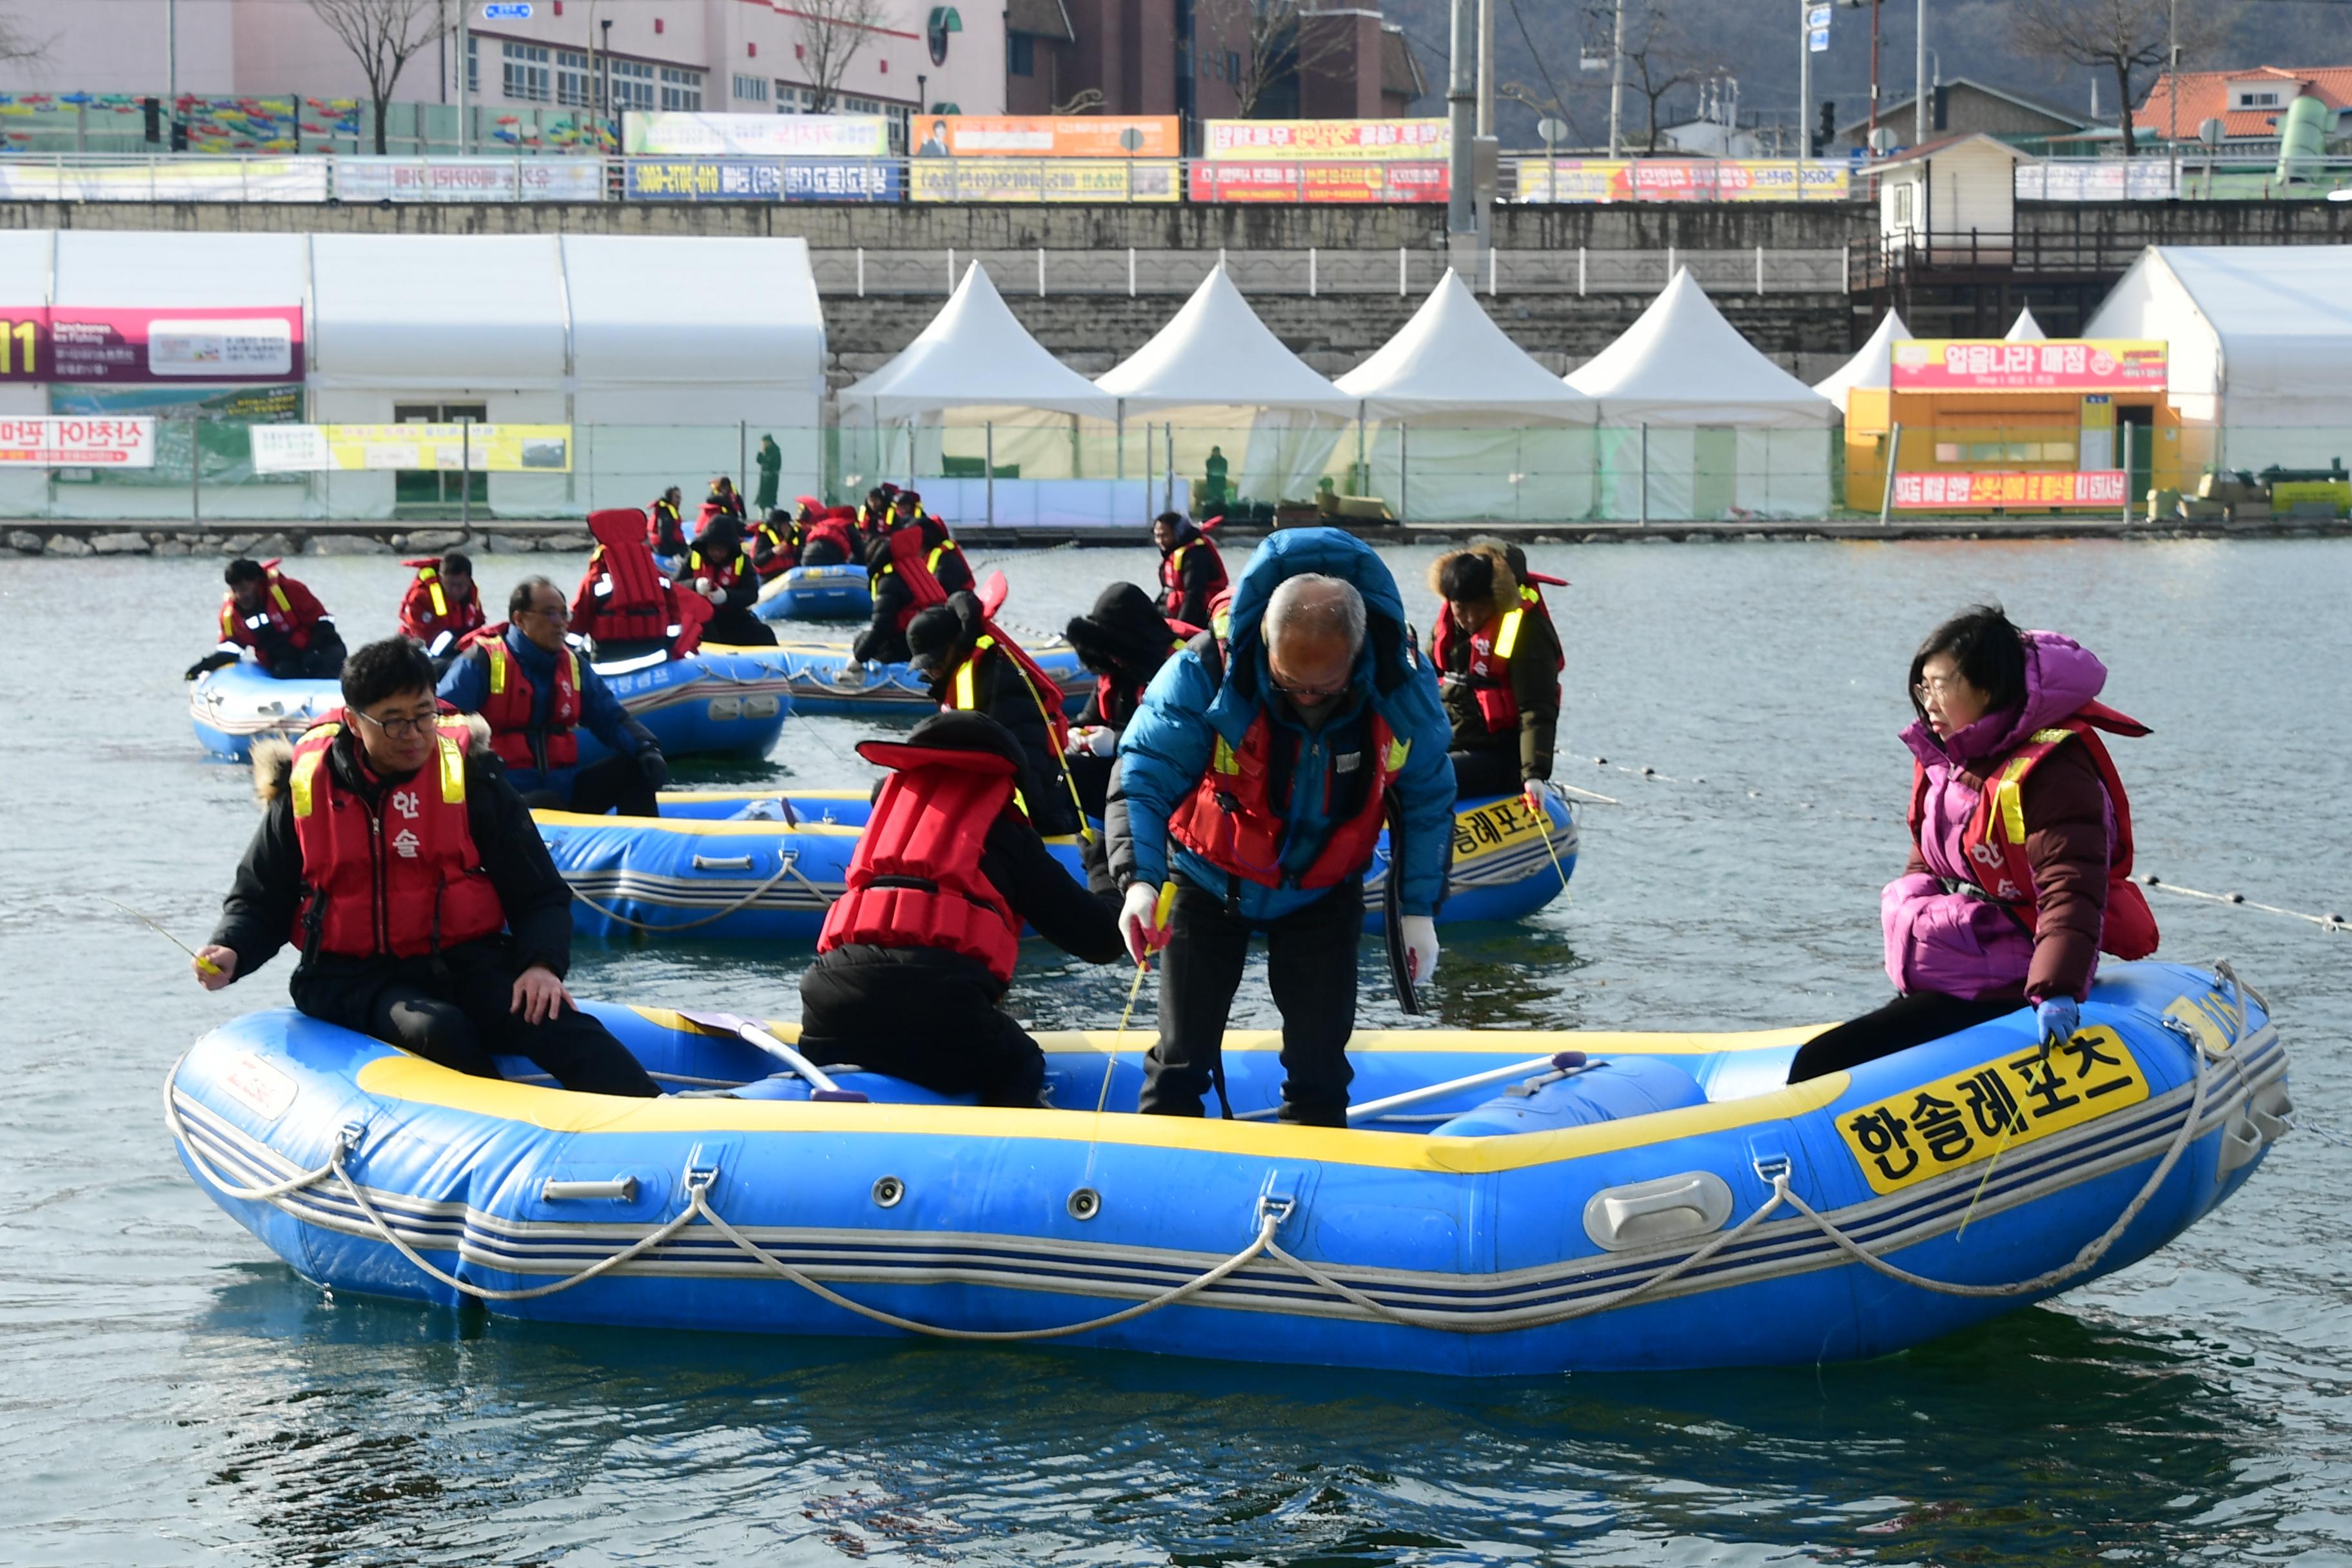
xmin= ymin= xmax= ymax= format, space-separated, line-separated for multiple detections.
xmin=856 ymin=709 xmax=1027 ymax=775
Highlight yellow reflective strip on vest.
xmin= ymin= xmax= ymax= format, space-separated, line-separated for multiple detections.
xmin=1493 ymin=607 xmax=1524 ymax=660
xmin=926 ymin=542 xmax=952 ymax=573
xmin=1995 ymin=755 xmax=2035 ymax=845
xmin=427 ymin=575 xmax=449 ymax=618
xmin=438 ymin=734 xmax=466 ymax=803
xmin=1386 ymin=736 xmax=1411 ymax=772
xmin=951 ymin=644 xmax=983 ymax=710
xmin=487 ymin=643 xmax=507 ymax=696
xmin=1520 ymin=583 xmax=1538 ymax=605
xmin=1212 ymin=735 xmax=1239 ymax=776
xmin=2028 ymin=727 xmax=2073 ymax=745
xmin=289 ymin=749 xmax=322 ymax=818
xmin=269 ymin=583 xmax=291 ymax=614
xmin=565 ymin=650 xmax=580 ymax=688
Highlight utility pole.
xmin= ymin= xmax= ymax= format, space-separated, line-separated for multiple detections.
xmin=1868 ymin=0 xmax=1880 ymax=138
xmin=1447 ymin=0 xmax=1476 ymax=236
xmin=1476 ymin=0 xmax=1494 ymax=138
xmin=1798 ymin=1 xmax=1811 ymax=163
xmin=458 ymin=0 xmax=470 ymax=155
xmin=1607 ymin=0 xmax=1627 ymax=157
xmin=166 ymin=0 xmax=176 ymax=121
xmin=1914 ymin=0 xmax=1926 ymax=145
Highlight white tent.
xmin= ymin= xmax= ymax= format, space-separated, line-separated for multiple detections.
xmin=1098 ymin=262 xmax=1356 ymax=509
xmin=1566 ymin=268 xmax=1838 ymax=519
xmin=2085 ymin=244 xmax=2352 ymax=476
xmin=1812 ymin=308 xmax=1912 ymax=413
xmin=2004 ymin=306 xmax=2046 ymax=342
xmin=843 ymin=263 xmax=1114 ymax=420
xmin=1336 ymin=271 xmax=1596 ymax=520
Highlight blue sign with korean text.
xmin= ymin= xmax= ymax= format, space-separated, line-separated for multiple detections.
xmin=483 ymin=3 xmax=533 ymax=19
xmin=622 ymin=158 xmax=903 ymax=203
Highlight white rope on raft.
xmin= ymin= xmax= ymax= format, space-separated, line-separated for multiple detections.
xmin=2138 ymin=875 xmax=2347 ymax=934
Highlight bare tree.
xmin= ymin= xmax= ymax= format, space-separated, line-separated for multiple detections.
xmin=1614 ymin=2 xmax=1717 ymax=153
xmin=1193 ymin=0 xmax=1360 ymax=119
xmin=308 ymin=0 xmax=448 ymax=154
xmin=797 ymin=0 xmax=889 ymax=113
xmin=2014 ymin=0 xmax=2198 ymax=157
xmin=0 ymin=5 xmax=49 ymax=68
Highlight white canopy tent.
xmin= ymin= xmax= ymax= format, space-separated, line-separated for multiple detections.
xmin=1336 ymin=271 xmax=1598 ymax=520
xmin=1566 ymin=268 xmax=1838 ymax=518
xmin=2004 ymin=306 xmax=2046 ymax=342
xmin=1098 ymin=262 xmax=1358 ymax=513
xmin=1812 ymin=308 xmax=1912 ymax=414
xmin=2086 ymin=244 xmax=2352 ymax=476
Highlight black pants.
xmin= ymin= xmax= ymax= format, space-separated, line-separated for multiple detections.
xmin=292 ymin=939 xmax=659 ymax=1097
xmin=1067 ymin=750 xmax=1113 ymax=820
xmin=268 ymin=626 xmax=348 ymax=681
xmin=520 ymin=752 xmax=659 ymax=818
xmin=705 ymin=606 xmax=776 ymax=646
xmin=799 ymin=945 xmax=1044 ymax=1107
xmin=1786 ymin=989 xmax=2028 ymax=1084
xmin=1450 ymin=745 xmax=1522 ymax=798
xmin=801 ymin=538 xmax=850 ymax=568
xmin=1144 ymin=876 xmax=1364 ymax=1126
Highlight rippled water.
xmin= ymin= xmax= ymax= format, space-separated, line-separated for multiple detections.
xmin=3 ymin=537 xmax=2346 ymax=1565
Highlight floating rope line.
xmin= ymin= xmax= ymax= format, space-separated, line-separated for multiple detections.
xmin=2139 ymin=876 xmax=2347 ymax=934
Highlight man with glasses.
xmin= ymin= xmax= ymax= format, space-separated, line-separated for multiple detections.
xmin=436 ymin=576 xmax=669 ymax=818
xmin=1106 ymin=529 xmax=1455 ymax=1127
xmin=195 ymin=638 xmax=660 ymax=1097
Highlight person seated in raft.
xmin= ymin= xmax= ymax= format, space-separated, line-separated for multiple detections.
xmin=647 ymin=485 xmax=689 ymax=564
xmin=1787 ymin=605 xmax=2159 ymax=1083
xmin=852 ymin=489 xmax=975 ymax=664
xmin=574 ymin=507 xmax=700 ymax=663
xmin=907 ymin=591 xmax=1084 ymax=839
xmin=1061 ymin=581 xmax=1191 ymax=819
xmin=1106 ymin=531 xmax=1456 ymax=1126
xmin=186 ymin=557 xmax=349 ymax=682
xmin=1427 ymin=544 xmax=1562 ymax=808
xmin=195 ymin=636 xmax=661 ymax=1098
xmin=396 ymin=549 xmax=485 ymax=669
xmin=1153 ymin=509 xmax=1228 ymax=631
xmin=798 ymin=504 xmax=862 ymax=569
xmin=798 ymin=711 xmax=1124 ymax=1107
xmin=703 ymin=473 xmax=746 ymax=524
xmin=438 ymin=576 xmax=671 ymax=818
xmin=750 ymin=507 xmax=803 ymax=584
xmin=856 ymin=484 xmax=895 ymax=549
xmin=682 ymin=514 xmax=778 ymax=647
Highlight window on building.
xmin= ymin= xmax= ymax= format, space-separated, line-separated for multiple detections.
xmin=734 ymin=74 xmax=769 ymax=104
xmin=503 ymin=41 xmax=553 ymax=103
xmin=1225 ymin=50 xmax=1242 ymax=84
xmin=609 ymin=58 xmax=656 ymax=112
xmin=1008 ymin=32 xmax=1035 ymax=76
xmin=774 ymin=83 xmax=802 ymax=113
xmin=556 ymin=48 xmax=591 ymax=107
xmin=660 ymin=65 xmax=705 ymax=111
xmin=466 ymin=34 xmax=479 ymax=95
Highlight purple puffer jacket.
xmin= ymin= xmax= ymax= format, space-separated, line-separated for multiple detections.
xmin=1881 ymin=631 xmax=2117 ymax=1002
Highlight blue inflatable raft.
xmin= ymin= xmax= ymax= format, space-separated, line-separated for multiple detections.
xmin=701 ymin=636 xmax=1092 ymax=718
xmin=188 ymin=651 xmax=796 ymax=764
xmin=538 ymin=788 xmax=1577 ymax=940
xmin=756 ymin=564 xmax=872 ymax=622
xmin=165 ymin=962 xmax=2288 ymax=1375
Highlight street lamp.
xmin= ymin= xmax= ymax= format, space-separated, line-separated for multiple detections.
xmin=601 ymin=17 xmax=614 ymax=146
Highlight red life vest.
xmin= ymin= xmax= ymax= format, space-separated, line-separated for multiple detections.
xmin=818 ymin=741 xmax=1022 ymax=983
xmin=647 ymin=498 xmax=687 ymax=556
xmin=1908 ymin=701 xmax=2161 ymax=961
xmin=948 ymin=630 xmax=1075 ymax=756
xmin=467 ymin=629 xmax=583 ymax=774
xmin=687 ymin=540 xmax=748 ymax=591
xmin=1168 ymin=708 xmax=1409 ymax=891
xmin=1090 ymin=630 xmax=1190 ymax=729
xmin=805 ymin=511 xmax=858 ymax=561
xmin=397 ymin=559 xmax=484 ymax=647
xmin=286 ymin=717 xmax=505 ymax=959
xmin=1159 ymin=535 xmax=1228 ymax=617
xmin=879 ymin=522 xmax=956 ymax=630
xmin=218 ymin=563 xmax=321 ymax=658
xmin=1431 ymin=603 xmax=1559 ymax=732
xmin=751 ymin=517 xmax=799 ymax=580
xmin=576 ymin=509 xmax=689 ymax=652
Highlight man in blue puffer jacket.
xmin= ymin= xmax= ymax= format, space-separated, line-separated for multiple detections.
xmin=1105 ymin=529 xmax=1456 ymax=1126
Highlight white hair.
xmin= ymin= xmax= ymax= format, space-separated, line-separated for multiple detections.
xmin=1264 ymin=574 xmax=1365 ymax=654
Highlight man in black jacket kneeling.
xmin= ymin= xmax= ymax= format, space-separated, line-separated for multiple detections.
xmin=194 ymin=637 xmax=659 ymax=1097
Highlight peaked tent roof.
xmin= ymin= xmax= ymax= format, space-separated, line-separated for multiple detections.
xmin=1565 ymin=268 xmax=1837 ymax=427
xmin=842 ymin=262 xmax=1115 ymax=420
xmin=1336 ymin=271 xmax=1595 ymax=422
xmin=2083 ymin=244 xmax=2352 ymax=426
xmin=2005 ymin=306 xmax=2046 ymax=342
xmin=1812 ymin=308 xmax=1912 ymax=411
xmin=1096 ymin=262 xmax=1357 ymax=414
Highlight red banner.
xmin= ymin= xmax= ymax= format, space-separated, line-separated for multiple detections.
xmin=0 ymin=305 xmax=304 ymax=384
xmin=1891 ymin=470 xmax=2127 ymax=509
xmin=1889 ymin=339 xmax=2166 ymax=393
xmin=1186 ymin=161 xmax=1448 ymax=204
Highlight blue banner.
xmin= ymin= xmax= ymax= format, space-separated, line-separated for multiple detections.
xmin=623 ymin=158 xmax=901 ymax=202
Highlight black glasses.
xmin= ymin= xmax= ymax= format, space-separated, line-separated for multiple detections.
xmin=351 ymin=708 xmax=438 ymax=741
xmin=1269 ymin=673 xmax=1349 ymax=701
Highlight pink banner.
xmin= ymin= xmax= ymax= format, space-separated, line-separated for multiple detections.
xmin=1891 ymin=470 xmax=2127 ymax=509
xmin=0 ymin=306 xmax=304 ymax=384
xmin=0 ymin=415 xmax=155 ymax=466
xmin=1888 ymin=339 xmax=2166 ymax=394
xmin=1186 ymin=161 xmax=1448 ymax=204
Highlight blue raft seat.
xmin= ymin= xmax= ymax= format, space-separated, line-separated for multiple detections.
xmin=1431 ymin=1057 xmax=1710 ymax=1138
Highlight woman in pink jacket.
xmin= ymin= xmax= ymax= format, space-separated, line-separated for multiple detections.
xmin=1788 ymin=605 xmax=2157 ymax=1083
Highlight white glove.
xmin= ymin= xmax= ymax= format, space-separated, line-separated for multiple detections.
xmin=1400 ymin=915 xmax=1440 ymax=985
xmin=1086 ymin=725 xmax=1119 ymax=758
xmin=1064 ymin=724 xmax=1099 ymax=756
xmin=1120 ymin=881 xmax=1168 ymax=966
xmin=1520 ymin=779 xmax=1549 ymax=818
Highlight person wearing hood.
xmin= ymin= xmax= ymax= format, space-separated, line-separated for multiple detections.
xmin=1107 ymin=529 xmax=1457 ymax=1128
xmin=703 ymin=475 xmax=745 ymax=524
xmin=685 ymin=514 xmax=778 ymax=647
xmin=751 ymin=507 xmax=803 ymax=583
xmin=397 ymin=551 xmax=485 ymax=666
xmin=1152 ymin=510 xmax=1228 ymax=629
xmin=1427 ymin=545 xmax=1563 ymax=802
xmin=572 ymin=507 xmax=699 ymax=663
xmin=854 ymin=493 xmax=974 ymax=663
xmin=908 ymin=591 xmax=1084 ymax=838
xmin=754 ymin=434 xmax=782 ymax=514
xmin=800 ymin=504 xmax=861 ymax=568
xmin=438 ymin=576 xmax=669 ymax=818
xmin=1788 ymin=605 xmax=2159 ymax=1083
xmin=647 ymin=486 xmax=689 ymax=564
xmin=798 ymin=711 xmax=1125 ymax=1107
xmin=194 ymin=636 xmax=660 ymax=1098
xmin=1061 ymin=580 xmax=1190 ymax=818
xmin=188 ymin=557 xmax=348 ymax=681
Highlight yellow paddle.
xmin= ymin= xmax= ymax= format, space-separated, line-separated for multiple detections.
xmin=1096 ymin=881 xmax=1178 ymax=1115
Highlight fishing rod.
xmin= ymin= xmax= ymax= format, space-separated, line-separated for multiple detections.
xmin=102 ymin=896 xmax=221 ymax=977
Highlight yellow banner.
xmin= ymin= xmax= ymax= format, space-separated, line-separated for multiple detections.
xmin=1837 ymin=1026 xmax=2149 ymax=1195
xmin=320 ymin=423 xmax=571 ymax=473
xmin=928 ymin=115 xmax=1179 ymax=158
xmin=908 ymin=159 xmax=1180 ymax=203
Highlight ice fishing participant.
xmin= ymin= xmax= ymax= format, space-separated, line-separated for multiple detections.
xmin=798 ymin=711 xmax=1124 ymax=1106
xmin=852 ymin=492 xmax=973 ymax=663
xmin=1061 ymin=580 xmax=1191 ymax=819
xmin=438 ymin=576 xmax=669 ymax=818
xmin=1788 ymin=605 xmax=2159 ymax=1083
xmin=800 ymin=504 xmax=861 ymax=568
xmin=186 ymin=557 xmax=348 ymax=681
xmin=193 ymin=636 xmax=660 ymax=1098
xmin=1427 ymin=544 xmax=1562 ymax=802
xmin=1107 ymin=529 xmax=1456 ymax=1126
xmin=907 ymin=591 xmax=1084 ymax=838
xmin=1152 ymin=509 xmax=1228 ymax=629
xmin=751 ymin=507 xmax=802 ymax=582
xmin=647 ymin=485 xmax=689 ymax=562
xmin=856 ymin=485 xmax=896 ymax=549
xmin=396 ymin=550 xmax=485 ymax=666
xmin=572 ymin=507 xmax=698 ymax=663
xmin=704 ymin=474 xmax=746 ymax=523
xmin=684 ymin=514 xmax=778 ymax=647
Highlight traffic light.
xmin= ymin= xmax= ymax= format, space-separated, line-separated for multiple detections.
xmin=169 ymin=119 xmax=188 ymax=152
xmin=1814 ymin=99 xmax=1836 ymax=157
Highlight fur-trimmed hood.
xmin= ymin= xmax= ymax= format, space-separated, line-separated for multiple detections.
xmin=250 ymin=712 xmax=494 ymax=805
xmin=1426 ymin=543 xmax=1522 ymax=625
